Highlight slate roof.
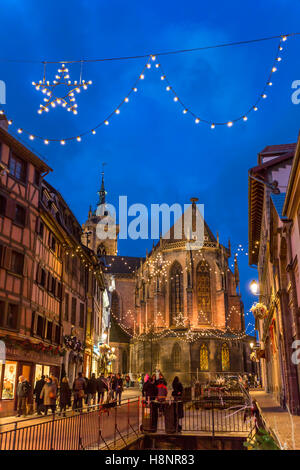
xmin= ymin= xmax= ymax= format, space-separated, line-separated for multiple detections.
xmin=271 ymin=192 xmax=288 ymax=220
xmin=104 ymin=255 xmax=143 ymax=274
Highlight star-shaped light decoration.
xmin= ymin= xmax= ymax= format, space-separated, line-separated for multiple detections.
xmin=32 ymin=63 xmax=92 ymax=115
xmin=174 ymin=312 xmax=188 ymax=328
xmin=186 ymin=328 xmax=194 ymax=342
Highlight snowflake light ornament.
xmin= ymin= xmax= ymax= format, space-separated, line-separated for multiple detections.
xmin=32 ymin=63 xmax=92 ymax=115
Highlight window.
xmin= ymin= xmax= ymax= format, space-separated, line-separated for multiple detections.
xmin=40 ymin=268 xmax=46 ymax=287
xmin=71 ymin=297 xmax=77 ymax=325
xmin=79 ymin=303 xmax=84 ymax=328
xmin=65 ymin=293 xmax=69 ymax=321
xmin=5 ymin=303 xmax=19 ymax=330
xmin=9 ymin=153 xmax=27 ymax=182
xmin=34 ymin=169 xmax=40 ymax=186
xmin=200 ymin=344 xmax=209 ymax=371
xmin=172 ymin=343 xmax=181 ymax=370
xmin=2 ymin=361 xmax=17 ymax=399
xmin=35 ymin=217 xmax=44 ymax=238
xmin=72 ymin=256 xmax=77 ymax=280
xmin=54 ymin=325 xmax=61 ymax=344
xmin=221 ymin=343 xmax=230 ymax=371
xmin=0 ymin=195 xmax=6 ymax=217
xmin=48 ymin=232 xmax=56 ymax=252
xmin=10 ymin=251 xmax=24 ymax=275
xmin=14 ymin=204 xmax=26 ymax=227
xmin=36 ymin=315 xmax=44 ymax=337
xmin=196 ymin=261 xmax=211 ymax=324
xmin=46 ymin=321 xmax=53 ymax=341
xmin=169 ymin=261 xmax=183 ymax=325
xmin=0 ymin=300 xmax=5 ymax=327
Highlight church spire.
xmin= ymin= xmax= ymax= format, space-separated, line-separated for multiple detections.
xmin=97 ymin=164 xmax=107 ymax=206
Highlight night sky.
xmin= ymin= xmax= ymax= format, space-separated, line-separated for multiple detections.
xmin=1 ymin=1 xmax=300 ymax=335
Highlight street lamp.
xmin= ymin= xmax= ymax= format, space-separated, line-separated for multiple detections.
xmin=250 ymin=280 xmax=259 ymax=296
xmin=250 ymin=342 xmax=254 ymax=349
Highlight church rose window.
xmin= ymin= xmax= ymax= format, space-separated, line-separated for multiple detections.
xmin=200 ymin=344 xmax=209 ymax=371
xmin=196 ymin=261 xmax=211 ymax=324
xmin=169 ymin=262 xmax=183 ymax=325
xmin=221 ymin=343 xmax=230 ymax=371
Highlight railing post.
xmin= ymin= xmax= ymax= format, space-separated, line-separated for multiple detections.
xmin=12 ymin=421 xmax=17 ymax=450
xmin=50 ymin=412 xmax=55 ymax=450
xmin=78 ymin=409 xmax=83 ymax=450
xmin=127 ymin=399 xmax=130 ymax=438
xmin=211 ymin=403 xmax=215 ymax=438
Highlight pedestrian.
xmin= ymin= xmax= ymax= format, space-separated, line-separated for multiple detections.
xmin=142 ymin=374 xmax=157 ymax=402
xmin=97 ymin=373 xmax=108 ymax=404
xmin=59 ymin=376 xmax=71 ymax=416
xmin=172 ymin=376 xmax=184 ymax=428
xmin=125 ymin=374 xmax=130 ymax=389
xmin=115 ymin=373 xmax=123 ymax=405
xmin=111 ymin=374 xmax=117 ymax=400
xmin=50 ymin=373 xmax=59 ymax=388
xmin=16 ymin=375 xmax=31 ymax=417
xmin=156 ymin=375 xmax=168 ymax=402
xmin=86 ymin=373 xmax=98 ymax=407
xmin=40 ymin=377 xmax=57 ymax=415
xmin=34 ymin=375 xmax=45 ymax=415
xmin=155 ymin=373 xmax=167 ymax=387
xmin=73 ymin=372 xmax=86 ymax=411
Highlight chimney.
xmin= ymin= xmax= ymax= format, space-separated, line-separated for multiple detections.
xmin=0 ymin=113 xmax=8 ymax=131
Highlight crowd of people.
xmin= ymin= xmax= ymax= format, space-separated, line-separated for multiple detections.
xmin=16 ymin=371 xmax=126 ymax=418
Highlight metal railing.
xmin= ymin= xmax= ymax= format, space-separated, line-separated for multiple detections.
xmin=0 ymin=396 xmax=254 ymax=450
xmin=141 ymin=399 xmax=252 ymax=436
xmin=0 ymin=398 xmax=140 ymax=451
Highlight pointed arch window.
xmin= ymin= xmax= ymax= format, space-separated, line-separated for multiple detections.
xmin=200 ymin=344 xmax=209 ymax=371
xmin=221 ymin=343 xmax=230 ymax=371
xmin=196 ymin=261 xmax=211 ymax=324
xmin=172 ymin=343 xmax=181 ymax=370
xmin=169 ymin=262 xmax=183 ymax=325
xmin=111 ymin=291 xmax=120 ymax=320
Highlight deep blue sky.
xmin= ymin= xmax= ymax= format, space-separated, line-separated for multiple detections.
xmin=1 ymin=1 xmax=300 ymax=334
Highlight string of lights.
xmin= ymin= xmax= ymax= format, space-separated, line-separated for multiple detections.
xmin=0 ymin=35 xmax=290 ymax=143
xmin=155 ymin=36 xmax=286 ymax=127
xmin=0 ymin=57 xmax=152 ymax=144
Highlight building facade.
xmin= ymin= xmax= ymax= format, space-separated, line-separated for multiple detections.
xmin=249 ymin=141 xmax=300 ymax=414
xmin=0 ymin=116 xmax=105 ymax=416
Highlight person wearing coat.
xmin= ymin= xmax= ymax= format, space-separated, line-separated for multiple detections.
xmin=72 ymin=372 xmax=86 ymax=411
xmin=59 ymin=377 xmax=71 ymax=416
xmin=86 ymin=373 xmax=98 ymax=406
xmin=97 ymin=374 xmax=108 ymax=404
xmin=40 ymin=377 xmax=57 ymax=415
xmin=34 ymin=375 xmax=45 ymax=415
xmin=172 ymin=376 xmax=184 ymax=427
xmin=142 ymin=375 xmax=157 ymax=402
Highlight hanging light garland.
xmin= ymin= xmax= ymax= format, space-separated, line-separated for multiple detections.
xmin=154 ymin=36 xmax=287 ymax=128
xmin=0 ymin=35 xmax=289 ymax=144
xmin=1 ymin=57 xmax=152 ymax=144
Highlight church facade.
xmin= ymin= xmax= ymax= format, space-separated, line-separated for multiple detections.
xmin=82 ymin=175 xmax=254 ymax=385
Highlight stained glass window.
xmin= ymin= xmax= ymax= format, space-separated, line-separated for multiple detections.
xmin=200 ymin=344 xmax=209 ymax=371
xmin=196 ymin=261 xmax=211 ymax=324
xmin=170 ymin=262 xmax=183 ymax=325
xmin=221 ymin=343 xmax=230 ymax=371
